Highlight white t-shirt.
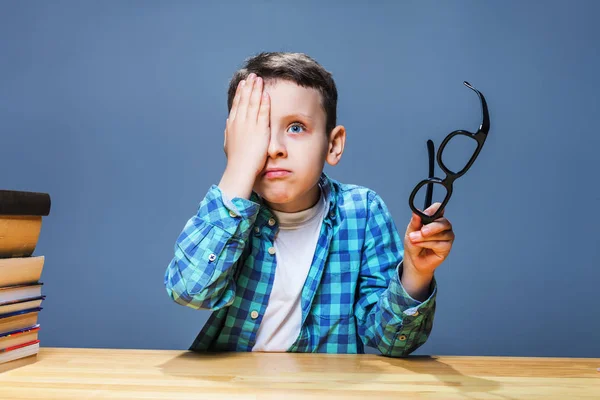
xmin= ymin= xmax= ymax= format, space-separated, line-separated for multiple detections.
xmin=252 ymin=186 xmax=329 ymax=352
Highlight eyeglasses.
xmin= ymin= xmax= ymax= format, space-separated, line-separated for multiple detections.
xmin=409 ymin=81 xmax=490 ymax=225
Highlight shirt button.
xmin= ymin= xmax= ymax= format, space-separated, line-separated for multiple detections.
xmin=399 ymin=335 xmax=407 ymax=341
xmin=229 ymin=210 xmax=237 ymax=218
xmin=268 ymin=218 xmax=276 ymax=226
xmin=412 ymin=311 xmax=419 ymax=317
xmin=254 ymin=227 xmax=260 ymax=233
xmin=329 ymin=211 xmax=335 ymax=218
xmin=208 ymin=253 xmax=216 ymax=262
xmin=250 ymin=310 xmax=259 ymax=319
xmin=268 ymin=247 xmax=276 ymax=255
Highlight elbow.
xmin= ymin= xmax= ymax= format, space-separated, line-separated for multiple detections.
xmin=164 ymin=261 xmax=235 ymax=311
xmin=380 ymin=334 xmax=428 ymax=358
xmin=165 ymin=282 xmax=228 ymax=311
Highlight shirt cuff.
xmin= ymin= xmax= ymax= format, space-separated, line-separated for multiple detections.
xmin=200 ymin=185 xmax=261 ymax=236
xmin=220 ymin=187 xmax=261 ymax=219
xmin=388 ymin=260 xmax=437 ymax=317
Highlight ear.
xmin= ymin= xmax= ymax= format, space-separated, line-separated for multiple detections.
xmin=326 ymin=125 xmax=346 ymax=166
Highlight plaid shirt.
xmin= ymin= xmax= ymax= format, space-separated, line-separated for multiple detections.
xmin=164 ymin=172 xmax=437 ymax=357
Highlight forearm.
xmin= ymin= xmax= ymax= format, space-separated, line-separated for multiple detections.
xmin=164 ymin=223 xmax=244 ymax=310
xmin=356 ymin=262 xmax=437 ymax=357
xmin=164 ymin=184 xmax=260 ymax=310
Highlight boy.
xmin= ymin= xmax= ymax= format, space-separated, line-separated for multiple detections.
xmin=164 ymin=52 xmax=454 ymax=357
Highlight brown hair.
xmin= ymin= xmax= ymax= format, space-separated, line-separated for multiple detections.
xmin=227 ymin=52 xmax=338 ymax=135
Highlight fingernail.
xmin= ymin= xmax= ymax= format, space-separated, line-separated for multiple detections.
xmin=240 ymin=80 xmax=246 ymax=87
xmin=422 ymin=227 xmax=430 ymax=235
xmin=409 ymin=232 xmax=419 ymax=241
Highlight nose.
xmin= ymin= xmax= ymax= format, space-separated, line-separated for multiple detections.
xmin=267 ymin=131 xmax=287 ymax=159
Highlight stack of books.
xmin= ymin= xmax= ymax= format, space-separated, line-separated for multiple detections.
xmin=0 ymin=190 xmax=51 ymax=370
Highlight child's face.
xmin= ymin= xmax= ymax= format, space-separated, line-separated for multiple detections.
xmin=253 ymin=79 xmax=343 ymax=213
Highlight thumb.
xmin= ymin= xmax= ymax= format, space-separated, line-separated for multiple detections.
xmin=406 ymin=202 xmax=443 ymax=234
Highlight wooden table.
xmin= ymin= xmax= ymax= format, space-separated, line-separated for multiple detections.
xmin=0 ymin=348 xmax=598 ymax=399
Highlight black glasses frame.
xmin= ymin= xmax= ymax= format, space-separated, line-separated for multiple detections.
xmin=409 ymin=81 xmax=490 ymax=225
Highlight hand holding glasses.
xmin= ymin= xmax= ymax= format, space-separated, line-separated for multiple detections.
xmin=409 ymin=81 xmax=490 ymax=225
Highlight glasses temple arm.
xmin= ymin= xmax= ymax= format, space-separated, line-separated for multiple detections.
xmin=463 ymin=81 xmax=490 ymax=133
xmin=424 ymin=139 xmax=435 ymax=210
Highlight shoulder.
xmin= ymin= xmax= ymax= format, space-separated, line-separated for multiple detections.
xmin=328 ymin=176 xmax=390 ymax=219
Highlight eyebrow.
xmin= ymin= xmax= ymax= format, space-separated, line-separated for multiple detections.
xmin=281 ymin=113 xmax=314 ymax=121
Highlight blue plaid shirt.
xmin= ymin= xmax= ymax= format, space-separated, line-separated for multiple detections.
xmin=165 ymin=172 xmax=437 ymax=357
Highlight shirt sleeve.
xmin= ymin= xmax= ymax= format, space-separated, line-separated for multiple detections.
xmin=164 ymin=184 xmax=260 ymax=310
xmin=354 ymin=190 xmax=437 ymax=357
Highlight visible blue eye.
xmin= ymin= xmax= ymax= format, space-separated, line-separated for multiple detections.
xmin=287 ymin=123 xmax=306 ymax=134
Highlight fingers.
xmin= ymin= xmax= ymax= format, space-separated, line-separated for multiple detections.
xmin=422 ymin=217 xmax=452 ymax=236
xmin=406 ymin=201 xmax=444 ymax=234
xmin=412 ymin=240 xmax=452 ymax=256
xmin=409 ymin=214 xmax=453 ymax=241
xmin=409 ymin=228 xmax=454 ymax=244
xmin=258 ymin=91 xmax=270 ymax=129
xmin=229 ymin=73 xmax=265 ymax=124
xmin=228 ymin=80 xmax=244 ymax=121
xmin=424 ymin=202 xmax=444 ymax=218
xmin=237 ymin=73 xmax=257 ymax=121
xmin=248 ymin=76 xmax=263 ymax=122
xmin=407 ymin=213 xmax=422 ymax=233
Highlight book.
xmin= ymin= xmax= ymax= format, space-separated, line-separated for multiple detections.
xmin=0 ymin=308 xmax=41 ymax=336
xmin=0 ymin=189 xmax=51 ymax=258
xmin=0 ymin=297 xmax=45 ymax=315
xmin=0 ymin=284 xmax=43 ymax=304
xmin=0 ymin=190 xmax=51 ymax=216
xmin=0 ymin=189 xmax=50 ymax=370
xmin=0 ymin=341 xmax=39 ymax=365
xmin=0 ymin=325 xmax=40 ymax=352
xmin=0 ymin=256 xmax=44 ymax=287
xmin=0 ymin=352 xmax=37 ymax=372
xmin=0 ymin=215 xmax=44 ymax=258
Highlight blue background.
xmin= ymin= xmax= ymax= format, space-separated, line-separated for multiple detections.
xmin=1 ymin=0 xmax=598 ymax=357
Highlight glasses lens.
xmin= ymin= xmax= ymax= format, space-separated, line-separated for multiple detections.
xmin=440 ymin=133 xmax=479 ymax=175
xmin=412 ymin=181 xmax=448 ymax=212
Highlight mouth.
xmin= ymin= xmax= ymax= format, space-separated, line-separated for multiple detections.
xmin=263 ymin=169 xmax=291 ymax=179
